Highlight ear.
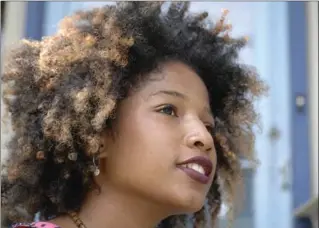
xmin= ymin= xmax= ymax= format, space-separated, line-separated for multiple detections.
xmin=98 ymin=137 xmax=108 ymax=158
xmin=98 ymin=130 xmax=113 ymax=159
xmin=99 ymin=149 xmax=108 ymax=159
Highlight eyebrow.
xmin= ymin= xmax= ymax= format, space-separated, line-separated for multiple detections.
xmin=150 ymin=90 xmax=187 ymax=100
xmin=149 ymin=89 xmax=214 ymax=122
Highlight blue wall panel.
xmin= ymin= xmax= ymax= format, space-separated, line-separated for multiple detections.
xmin=288 ymin=2 xmax=311 ymax=228
xmin=24 ymin=2 xmax=45 ymax=40
xmin=288 ymin=1 xmax=310 ymax=209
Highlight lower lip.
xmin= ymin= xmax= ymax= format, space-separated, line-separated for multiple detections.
xmin=178 ymin=166 xmax=210 ymax=184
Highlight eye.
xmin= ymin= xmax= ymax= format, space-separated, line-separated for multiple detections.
xmin=205 ymin=124 xmax=215 ymax=136
xmin=158 ymin=104 xmax=178 ymax=117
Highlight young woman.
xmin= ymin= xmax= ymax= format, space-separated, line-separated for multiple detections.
xmin=1 ymin=2 xmax=266 ymax=228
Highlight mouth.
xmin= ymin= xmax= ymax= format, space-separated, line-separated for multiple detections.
xmin=176 ymin=156 xmax=213 ymax=184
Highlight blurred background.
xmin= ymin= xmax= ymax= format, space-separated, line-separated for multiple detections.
xmin=0 ymin=1 xmax=318 ymax=228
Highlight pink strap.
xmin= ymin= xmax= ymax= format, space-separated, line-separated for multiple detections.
xmin=33 ymin=222 xmax=60 ymax=228
xmin=13 ymin=221 xmax=60 ymax=228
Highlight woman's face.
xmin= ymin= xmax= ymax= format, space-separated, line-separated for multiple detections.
xmin=101 ymin=61 xmax=217 ymax=214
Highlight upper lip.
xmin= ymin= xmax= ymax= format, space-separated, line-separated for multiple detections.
xmin=177 ymin=156 xmax=213 ymax=176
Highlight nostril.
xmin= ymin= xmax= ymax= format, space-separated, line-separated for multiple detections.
xmin=194 ymin=141 xmax=204 ymax=147
xmin=194 ymin=141 xmax=212 ymax=151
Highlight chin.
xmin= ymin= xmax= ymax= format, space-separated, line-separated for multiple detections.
xmin=169 ymin=190 xmax=207 ymax=214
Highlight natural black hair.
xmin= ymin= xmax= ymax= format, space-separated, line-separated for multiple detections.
xmin=1 ymin=2 xmax=266 ymax=227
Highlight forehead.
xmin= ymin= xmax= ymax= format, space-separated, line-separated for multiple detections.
xmin=144 ymin=61 xmax=210 ymax=102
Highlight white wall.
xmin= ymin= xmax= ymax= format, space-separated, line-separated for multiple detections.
xmin=313 ymin=217 xmax=318 ymax=228
xmin=1 ymin=2 xmax=26 ymax=163
xmin=306 ymin=1 xmax=318 ymax=199
xmin=306 ymin=2 xmax=318 ymax=227
xmin=1 ymin=2 xmax=26 ymax=54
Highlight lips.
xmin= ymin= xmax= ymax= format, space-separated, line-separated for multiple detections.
xmin=176 ymin=156 xmax=213 ymax=184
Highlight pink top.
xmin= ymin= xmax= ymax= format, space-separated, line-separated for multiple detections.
xmin=12 ymin=222 xmax=60 ymax=228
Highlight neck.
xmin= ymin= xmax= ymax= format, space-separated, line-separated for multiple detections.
xmin=75 ymin=184 xmax=168 ymax=228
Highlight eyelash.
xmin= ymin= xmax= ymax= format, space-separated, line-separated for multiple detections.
xmin=157 ymin=104 xmax=215 ymax=135
xmin=157 ymin=104 xmax=178 ymax=117
xmin=205 ymin=125 xmax=216 ymax=136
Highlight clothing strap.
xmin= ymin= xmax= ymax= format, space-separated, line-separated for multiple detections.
xmin=12 ymin=221 xmax=61 ymax=228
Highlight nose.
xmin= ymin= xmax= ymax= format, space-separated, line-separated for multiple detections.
xmin=184 ymin=120 xmax=214 ymax=153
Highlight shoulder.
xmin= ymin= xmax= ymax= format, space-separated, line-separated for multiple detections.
xmin=12 ymin=221 xmax=61 ymax=228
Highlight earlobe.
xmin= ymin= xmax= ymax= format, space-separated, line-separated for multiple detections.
xmin=95 ymin=146 xmax=108 ymax=176
xmin=98 ymin=143 xmax=108 ymax=158
xmin=99 ymin=150 xmax=108 ymax=159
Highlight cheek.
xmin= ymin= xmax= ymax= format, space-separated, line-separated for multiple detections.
xmin=106 ymin=113 xmax=179 ymax=184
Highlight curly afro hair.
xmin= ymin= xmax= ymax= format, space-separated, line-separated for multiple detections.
xmin=1 ymin=2 xmax=266 ymax=227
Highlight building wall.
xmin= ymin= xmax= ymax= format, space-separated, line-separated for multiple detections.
xmin=1 ymin=1 xmax=26 ymax=163
xmin=253 ymin=3 xmax=293 ymax=228
xmin=306 ymin=2 xmax=318 ymax=228
xmin=1 ymin=2 xmax=26 ymax=51
xmin=306 ymin=1 xmax=318 ymax=199
xmin=288 ymin=2 xmax=314 ymax=228
xmin=1 ymin=3 xmax=27 ymax=224
xmin=313 ymin=217 xmax=318 ymax=228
